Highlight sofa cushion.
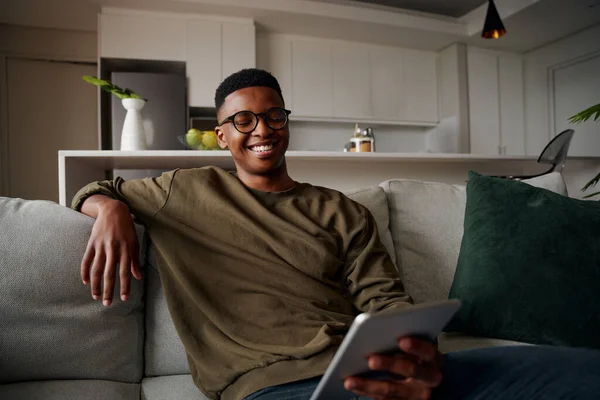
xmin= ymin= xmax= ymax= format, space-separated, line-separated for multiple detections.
xmin=379 ymin=172 xmax=568 ymax=304
xmin=144 ymin=255 xmax=190 ymax=376
xmin=437 ymin=332 xmax=530 ymax=354
xmin=344 ymin=186 xmax=397 ymax=265
xmin=142 ymin=375 xmax=208 ymax=400
xmin=445 ymin=172 xmax=600 ymax=348
xmin=0 ymin=198 xmax=145 ymax=383
xmin=0 ymin=380 xmax=139 ymax=400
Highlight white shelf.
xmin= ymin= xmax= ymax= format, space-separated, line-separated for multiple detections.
xmin=59 ymin=149 xmax=540 ymax=170
xmin=58 ymin=150 xmax=600 ymax=207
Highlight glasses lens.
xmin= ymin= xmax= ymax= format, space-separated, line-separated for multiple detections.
xmin=233 ymin=111 xmax=257 ymax=133
xmin=266 ymin=108 xmax=288 ymax=129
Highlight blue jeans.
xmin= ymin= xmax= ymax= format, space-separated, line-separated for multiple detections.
xmin=244 ymin=345 xmax=600 ymax=400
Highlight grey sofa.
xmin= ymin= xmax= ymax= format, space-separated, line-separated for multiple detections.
xmin=0 ymin=172 xmax=568 ymax=399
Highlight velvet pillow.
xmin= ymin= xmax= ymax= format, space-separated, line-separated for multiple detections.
xmin=445 ymin=171 xmax=600 ymax=349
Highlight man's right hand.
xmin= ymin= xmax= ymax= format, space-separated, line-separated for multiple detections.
xmin=80 ymin=195 xmax=143 ymax=306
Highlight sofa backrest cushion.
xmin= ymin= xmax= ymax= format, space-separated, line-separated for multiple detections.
xmin=143 ymin=185 xmax=397 ymax=376
xmin=380 ymin=172 xmax=568 ymax=304
xmin=0 ymin=197 xmax=145 ymax=384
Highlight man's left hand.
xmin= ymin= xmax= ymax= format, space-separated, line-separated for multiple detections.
xmin=344 ymin=336 xmax=444 ymax=400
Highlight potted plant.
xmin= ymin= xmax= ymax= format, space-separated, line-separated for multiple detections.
xmin=82 ymin=76 xmax=148 ymax=151
xmin=569 ymin=102 xmax=600 ymax=198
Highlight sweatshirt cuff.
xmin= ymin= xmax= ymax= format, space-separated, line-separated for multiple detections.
xmin=71 ymin=185 xmax=119 ymax=212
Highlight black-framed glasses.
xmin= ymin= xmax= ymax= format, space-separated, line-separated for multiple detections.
xmin=218 ymin=107 xmax=292 ymax=134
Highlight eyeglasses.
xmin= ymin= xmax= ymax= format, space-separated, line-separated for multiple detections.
xmin=218 ymin=107 xmax=292 ymax=134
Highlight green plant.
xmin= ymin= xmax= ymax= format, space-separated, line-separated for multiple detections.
xmin=569 ymin=102 xmax=600 ymax=198
xmin=82 ymin=76 xmax=146 ymax=100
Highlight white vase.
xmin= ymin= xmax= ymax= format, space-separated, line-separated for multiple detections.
xmin=120 ymin=98 xmax=148 ymax=151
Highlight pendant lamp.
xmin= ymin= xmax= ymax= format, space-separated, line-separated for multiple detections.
xmin=482 ymin=0 xmax=506 ymax=39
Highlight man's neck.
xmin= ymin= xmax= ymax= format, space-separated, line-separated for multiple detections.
xmin=236 ymin=165 xmax=296 ymax=193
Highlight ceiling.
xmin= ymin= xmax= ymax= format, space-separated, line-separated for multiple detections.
xmin=339 ymin=0 xmax=487 ymax=18
xmin=1 ymin=0 xmax=600 ymax=52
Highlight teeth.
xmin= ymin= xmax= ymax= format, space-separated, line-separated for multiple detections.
xmin=251 ymin=144 xmax=274 ymax=152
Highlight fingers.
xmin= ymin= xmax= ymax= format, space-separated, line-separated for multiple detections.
xmin=119 ymin=250 xmax=131 ymax=302
xmin=90 ymin=251 xmax=106 ymax=301
xmin=367 ymin=354 xmax=443 ymax=387
xmin=81 ymin=245 xmax=95 ymax=285
xmin=130 ymin=241 xmax=143 ymax=281
xmin=345 ymin=377 xmax=432 ymax=400
xmin=102 ymin=249 xmax=117 ymax=307
xmin=399 ymin=337 xmax=444 ymax=368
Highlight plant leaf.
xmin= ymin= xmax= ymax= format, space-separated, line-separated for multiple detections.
xmin=82 ymin=75 xmax=112 ymax=87
xmin=582 ymin=171 xmax=600 ymax=192
xmin=568 ymin=103 xmax=600 ymax=124
xmin=583 ymin=191 xmax=600 ymax=199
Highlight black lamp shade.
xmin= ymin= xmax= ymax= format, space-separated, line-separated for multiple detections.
xmin=482 ymin=0 xmax=506 ymax=39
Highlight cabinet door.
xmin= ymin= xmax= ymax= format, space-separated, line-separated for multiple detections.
xmin=292 ymin=39 xmax=333 ymax=117
xmin=100 ymin=13 xmax=186 ymax=61
xmin=468 ymin=51 xmax=500 ymax=155
xmin=499 ymin=56 xmax=525 ymax=155
xmin=402 ymin=49 xmax=438 ymax=123
xmin=222 ymin=22 xmax=256 ymax=80
xmin=332 ymin=43 xmax=370 ymax=119
xmin=257 ymin=34 xmax=293 ymax=109
xmin=186 ymin=20 xmax=222 ymax=108
xmin=370 ymin=46 xmax=404 ymax=120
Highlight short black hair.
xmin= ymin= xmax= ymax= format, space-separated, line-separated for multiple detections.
xmin=214 ymin=68 xmax=284 ymax=112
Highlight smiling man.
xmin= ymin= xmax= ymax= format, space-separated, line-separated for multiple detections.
xmin=72 ymin=69 xmax=600 ymax=400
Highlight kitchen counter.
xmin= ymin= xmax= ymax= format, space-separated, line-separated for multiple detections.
xmin=58 ymin=150 xmax=600 ymax=206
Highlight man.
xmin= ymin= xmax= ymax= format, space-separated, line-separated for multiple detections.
xmin=73 ymin=69 xmax=600 ymax=400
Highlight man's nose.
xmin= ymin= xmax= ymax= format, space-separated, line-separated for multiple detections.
xmin=252 ymin=115 xmax=273 ymax=136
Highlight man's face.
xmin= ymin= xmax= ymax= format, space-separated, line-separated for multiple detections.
xmin=215 ymin=86 xmax=290 ymax=177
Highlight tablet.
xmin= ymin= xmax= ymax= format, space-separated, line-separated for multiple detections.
xmin=309 ymin=299 xmax=461 ymax=400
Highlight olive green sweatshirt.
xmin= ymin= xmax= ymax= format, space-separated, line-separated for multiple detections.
xmin=72 ymin=166 xmax=411 ymax=400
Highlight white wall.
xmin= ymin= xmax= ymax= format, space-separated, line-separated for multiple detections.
xmin=524 ymin=23 xmax=600 ymax=156
xmin=288 ymin=121 xmax=429 ymax=152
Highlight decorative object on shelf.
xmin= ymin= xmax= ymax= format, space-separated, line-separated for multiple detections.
xmin=569 ymin=101 xmax=600 ymax=198
xmin=82 ymin=75 xmax=148 ymax=150
xmin=482 ymin=0 xmax=506 ymax=39
xmin=178 ymin=129 xmax=223 ymax=150
xmin=344 ymin=124 xmax=375 ymax=152
xmin=120 ymin=98 xmax=148 ymax=151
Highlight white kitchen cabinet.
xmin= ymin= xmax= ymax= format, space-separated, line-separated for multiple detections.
xmin=100 ymin=10 xmax=256 ymax=108
xmin=187 ymin=21 xmax=255 ymax=108
xmin=369 ymin=46 xmax=404 ymax=120
xmin=257 ymin=34 xmax=293 ymax=109
xmin=186 ymin=20 xmax=221 ymax=108
xmin=468 ymin=50 xmax=500 ymax=155
xmin=222 ymin=23 xmax=256 ymax=81
xmin=468 ymin=48 xmax=524 ymax=155
xmin=498 ymin=56 xmax=525 ymax=156
xmin=292 ymin=38 xmax=333 ymax=117
xmin=402 ymin=49 xmax=438 ymax=123
xmin=100 ymin=13 xmax=186 ymax=61
xmin=261 ymin=34 xmax=438 ymax=125
xmin=332 ymin=43 xmax=371 ymax=119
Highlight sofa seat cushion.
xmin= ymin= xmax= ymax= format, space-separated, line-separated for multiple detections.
xmin=0 ymin=380 xmax=139 ymax=400
xmin=379 ymin=172 xmax=568 ymax=304
xmin=0 ymin=198 xmax=145 ymax=383
xmin=438 ymin=332 xmax=531 ymax=354
xmin=142 ymin=375 xmax=209 ymax=400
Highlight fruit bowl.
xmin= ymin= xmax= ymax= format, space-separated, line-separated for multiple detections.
xmin=178 ymin=129 xmax=223 ymax=150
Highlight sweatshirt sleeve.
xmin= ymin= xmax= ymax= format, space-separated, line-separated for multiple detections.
xmin=71 ymin=169 xmax=178 ymax=224
xmin=344 ymin=209 xmax=413 ymax=314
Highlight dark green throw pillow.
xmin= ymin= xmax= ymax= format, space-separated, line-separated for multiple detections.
xmin=445 ymin=171 xmax=600 ymax=349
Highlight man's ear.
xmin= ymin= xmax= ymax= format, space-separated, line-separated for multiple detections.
xmin=215 ymin=126 xmax=229 ymax=149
